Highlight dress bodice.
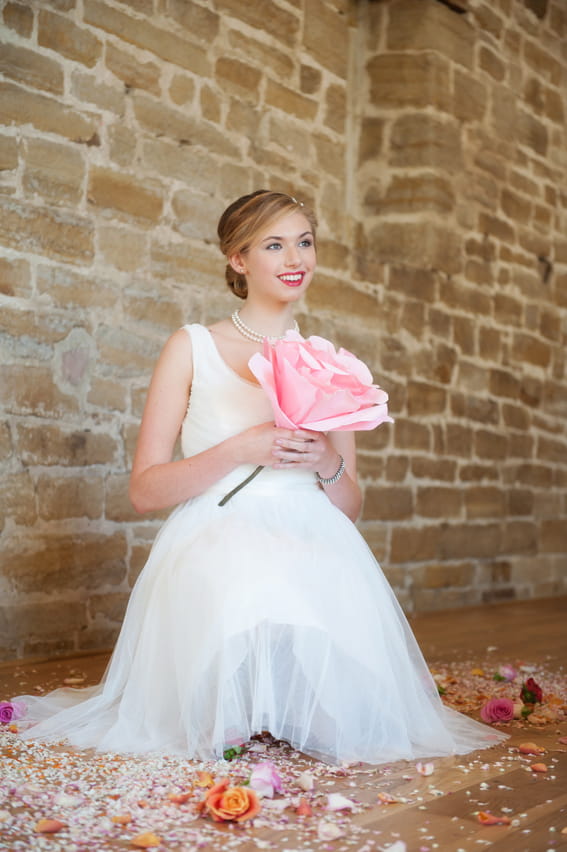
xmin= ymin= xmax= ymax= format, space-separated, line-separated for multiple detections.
xmin=180 ymin=324 xmax=317 ymax=496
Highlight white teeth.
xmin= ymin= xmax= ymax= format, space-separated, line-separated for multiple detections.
xmin=280 ymin=274 xmax=302 ymax=281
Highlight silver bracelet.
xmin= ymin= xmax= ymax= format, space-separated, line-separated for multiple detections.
xmin=316 ymin=455 xmax=345 ymax=486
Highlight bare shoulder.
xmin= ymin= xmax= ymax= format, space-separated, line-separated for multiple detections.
xmin=152 ymin=327 xmax=194 ymax=387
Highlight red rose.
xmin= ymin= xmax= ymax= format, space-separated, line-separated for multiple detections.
xmin=520 ymin=677 xmax=543 ymax=704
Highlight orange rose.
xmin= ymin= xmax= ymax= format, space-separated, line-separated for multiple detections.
xmin=199 ymin=778 xmax=260 ymax=823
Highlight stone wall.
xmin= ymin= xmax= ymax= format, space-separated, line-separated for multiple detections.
xmin=0 ymin=0 xmax=565 ymax=660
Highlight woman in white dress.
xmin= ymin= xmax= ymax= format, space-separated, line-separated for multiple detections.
xmin=15 ymin=191 xmax=506 ymax=763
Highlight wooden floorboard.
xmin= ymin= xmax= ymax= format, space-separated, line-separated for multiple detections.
xmin=0 ymin=595 xmax=565 ymax=851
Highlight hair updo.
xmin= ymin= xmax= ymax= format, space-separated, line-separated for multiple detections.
xmin=217 ymin=190 xmax=317 ymax=299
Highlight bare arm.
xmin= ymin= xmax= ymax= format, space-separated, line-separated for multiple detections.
xmin=129 ymin=329 xmax=279 ymax=513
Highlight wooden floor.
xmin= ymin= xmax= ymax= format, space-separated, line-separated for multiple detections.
xmin=0 ymin=596 xmax=566 ymax=851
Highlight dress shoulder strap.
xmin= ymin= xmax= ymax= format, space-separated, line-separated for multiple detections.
xmin=181 ymin=323 xmax=213 ymax=386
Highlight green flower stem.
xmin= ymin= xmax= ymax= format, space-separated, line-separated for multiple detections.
xmin=218 ymin=465 xmax=265 ymax=506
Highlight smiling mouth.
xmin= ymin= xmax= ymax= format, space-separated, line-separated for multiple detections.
xmin=278 ymin=273 xmax=305 ymax=287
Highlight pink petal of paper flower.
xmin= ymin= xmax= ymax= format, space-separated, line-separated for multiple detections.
xmin=416 ymin=762 xmax=435 ymax=776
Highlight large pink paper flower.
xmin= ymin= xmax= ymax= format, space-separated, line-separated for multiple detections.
xmin=249 ymin=332 xmax=393 ymax=432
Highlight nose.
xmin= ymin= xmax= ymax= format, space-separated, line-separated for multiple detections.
xmin=284 ymin=245 xmax=300 ymax=267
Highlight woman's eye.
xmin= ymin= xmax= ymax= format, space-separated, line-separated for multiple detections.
xmin=266 ymin=242 xmax=282 ymax=250
xmin=299 ymin=239 xmax=313 ymax=248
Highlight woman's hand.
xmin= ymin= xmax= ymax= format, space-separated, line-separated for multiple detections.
xmin=271 ymin=429 xmax=339 ymax=474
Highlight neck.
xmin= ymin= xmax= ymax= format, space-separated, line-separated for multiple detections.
xmin=236 ymin=304 xmax=296 ymax=338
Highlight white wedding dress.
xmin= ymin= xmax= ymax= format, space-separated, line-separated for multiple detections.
xmin=15 ymin=324 xmax=507 ymax=763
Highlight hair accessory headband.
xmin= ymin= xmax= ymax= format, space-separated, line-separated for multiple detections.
xmin=290 ymin=195 xmax=304 ymax=207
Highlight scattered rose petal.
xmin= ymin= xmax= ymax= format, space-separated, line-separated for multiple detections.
xmin=194 ymin=771 xmax=215 ymax=787
xmin=384 ymin=842 xmax=407 ymax=852
xmin=111 ymin=814 xmax=132 ymax=825
xmin=0 ymin=810 xmax=12 ymax=824
xmin=477 ymin=811 xmax=512 ymax=826
xmin=296 ymin=770 xmax=315 ymax=791
xmin=296 ymin=797 xmax=312 ymax=816
xmin=63 ymin=677 xmax=85 ymax=685
xmin=35 ymin=819 xmax=66 ymax=834
xmin=249 ymin=761 xmax=283 ymax=798
xmin=519 ymin=742 xmax=545 ymax=755
xmin=530 ymin=763 xmax=547 ymax=773
xmin=416 ymin=762 xmax=435 ymax=776
xmin=327 ymin=792 xmax=356 ymax=810
xmin=131 ymin=832 xmax=162 ymax=848
xmin=378 ymin=792 xmax=405 ymax=804
xmin=317 ymin=820 xmax=344 ymax=841
xmin=168 ymin=790 xmax=193 ymax=804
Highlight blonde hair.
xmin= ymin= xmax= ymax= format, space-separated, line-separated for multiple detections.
xmin=217 ymin=190 xmax=317 ymax=299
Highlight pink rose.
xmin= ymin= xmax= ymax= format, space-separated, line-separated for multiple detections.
xmin=249 ymin=761 xmax=283 ymax=798
xmin=480 ymin=697 xmax=515 ymax=724
xmin=249 ymin=332 xmax=393 ymax=432
xmin=497 ymin=664 xmax=518 ymax=682
xmin=0 ymin=700 xmax=26 ymax=724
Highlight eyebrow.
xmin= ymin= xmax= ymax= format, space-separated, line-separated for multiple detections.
xmin=260 ymin=231 xmax=313 ymax=242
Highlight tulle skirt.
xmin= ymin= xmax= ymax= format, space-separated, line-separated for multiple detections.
xmin=16 ymin=479 xmax=507 ymax=764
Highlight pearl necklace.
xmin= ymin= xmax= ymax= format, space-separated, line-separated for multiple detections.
xmin=231 ymin=310 xmax=299 ymax=343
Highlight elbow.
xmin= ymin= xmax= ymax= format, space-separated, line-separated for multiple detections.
xmin=129 ymin=478 xmax=152 ymax=515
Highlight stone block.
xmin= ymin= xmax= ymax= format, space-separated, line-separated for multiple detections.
xmin=537 ymin=436 xmax=567 ymax=464
xmin=107 ymin=123 xmax=137 ymax=168
xmin=216 ymin=57 xmax=262 ymax=104
xmin=3 ymin=2 xmax=34 ymax=37
xmin=0 ymin=472 xmax=37 ymax=527
xmin=459 ymin=463 xmax=499 ymax=482
xmin=168 ymin=73 xmax=195 ymax=107
xmin=416 ymin=562 xmax=476 ymax=590
xmin=97 ymin=225 xmax=148 ymax=273
xmin=452 ymin=69 xmax=487 ymax=123
xmin=508 ymin=432 xmax=533 ymax=459
xmin=88 ymin=167 xmax=164 ymax=223
xmin=452 ymin=315 xmax=475 ymax=356
xmin=227 ymin=30 xmax=294 ymax=82
xmin=23 ymin=137 xmax=85 ymax=207
xmin=0 ymin=601 xmax=86 ymax=642
xmin=38 ymin=10 xmax=102 ymax=67
xmin=494 ymin=293 xmax=523 ymax=326
xmin=312 ymin=132 xmax=345 ymax=177
xmin=105 ymin=43 xmax=161 ymax=95
xmin=324 ymin=83 xmax=346 ymax=134
xmin=122 ymin=291 xmax=184 ymax=331
xmin=390 ymin=525 xmax=440 ymax=564
xmin=475 ymin=429 xmax=508 ymax=460
xmin=411 ymin=457 xmax=456 ymax=482
xmin=4 ymin=532 xmax=127 ymax=594
xmin=407 ymin=381 xmax=446 ymax=416
xmin=393 ymin=419 xmax=430 ymax=452
xmin=523 ymin=38 xmax=562 ymax=85
xmin=387 ymin=0 xmax=473 ymax=67
xmin=511 ymin=332 xmax=551 ymax=368
xmin=95 ymin=325 xmax=159 ymax=377
xmin=299 ymin=64 xmax=321 ymax=95
xmin=478 ymin=326 xmax=501 ymax=362
xmin=0 ymin=256 xmax=31 ymax=298
xmin=87 ymin=376 xmax=128 ymax=412
xmin=362 ymin=486 xmax=413 ymax=521
xmin=439 ymin=522 xmax=501 ymax=560
xmin=388 ymin=267 xmax=436 ymax=302
xmin=16 ymin=422 xmax=119 ymax=466
xmin=516 ymin=110 xmax=548 ymax=155
xmin=0 ymin=40 xmax=64 ymax=95
xmin=166 ymin=0 xmax=220 ymax=43
xmin=0 ymin=363 xmax=79 ymax=418
xmin=150 ymin=239 xmax=220 ymax=286
xmin=215 ymin=0 xmax=299 ymax=44
xmin=501 ymin=522 xmax=537 ymax=555
xmin=0 ymin=80 xmax=99 ymax=144
xmin=390 ymin=113 xmax=462 ymax=171
xmin=451 ymin=393 xmax=499 ymax=425
xmin=508 ymin=489 xmax=534 ymax=516
xmin=306 ymin=274 xmax=379 ymax=321
xmin=89 ymin=592 xmax=129 ymax=623
xmin=412 ymin=585 xmax=481 ymax=613
xmin=385 ymin=455 xmax=409 ymax=482
xmin=266 ymin=79 xmax=318 ymax=121
xmin=142 ymin=138 xmax=218 ymax=191
xmin=84 ymin=0 xmax=210 ymax=76
xmin=367 ymin=221 xmax=462 ymax=276
xmin=489 ymin=368 xmax=520 ymax=399
xmin=0 ymin=133 xmax=18 ymax=173
xmin=37 ymin=474 xmax=104 ymax=521
xmin=0 ymin=196 xmax=94 ymax=263
xmin=465 ymin=486 xmax=505 ymax=519
xmin=37 ymin=263 xmax=117 ymax=310
xmin=71 ymin=69 xmax=125 ymax=114
xmin=540 ymin=520 xmax=567 ymax=553
xmin=479 ymin=46 xmax=505 ymax=81
xmin=416 ymin=486 xmax=462 ymax=519
xmin=367 ymin=53 xmax=451 ymax=111
xmin=358 ymin=117 xmax=385 ymax=165
xmin=382 ymin=173 xmax=455 ymax=215
xmin=304 ymin=0 xmax=349 ymax=76
xmin=133 ymin=92 xmax=238 ymax=157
